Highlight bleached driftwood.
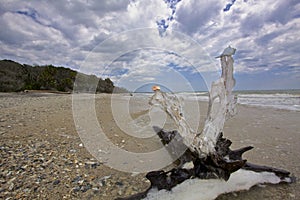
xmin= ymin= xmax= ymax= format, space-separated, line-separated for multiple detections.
xmin=117 ymin=47 xmax=294 ymax=200
xmin=198 ymin=46 xmax=237 ymax=156
xmin=149 ymin=46 xmax=237 ymax=158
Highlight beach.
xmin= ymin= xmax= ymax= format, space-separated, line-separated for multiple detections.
xmin=0 ymin=92 xmax=299 ymax=199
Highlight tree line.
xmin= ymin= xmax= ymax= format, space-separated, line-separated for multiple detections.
xmin=0 ymin=60 xmax=128 ymax=93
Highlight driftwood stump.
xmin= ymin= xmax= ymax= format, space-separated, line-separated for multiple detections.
xmin=116 ymin=47 xmax=294 ymax=200
xmin=116 ymin=128 xmax=293 ymax=200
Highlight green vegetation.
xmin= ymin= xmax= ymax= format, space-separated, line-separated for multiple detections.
xmin=0 ymin=60 xmax=128 ymax=93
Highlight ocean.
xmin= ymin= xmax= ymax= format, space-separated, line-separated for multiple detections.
xmin=130 ymin=90 xmax=300 ymax=112
xmin=235 ymin=90 xmax=300 ymax=111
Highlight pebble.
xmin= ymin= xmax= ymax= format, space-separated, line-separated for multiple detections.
xmin=69 ymin=149 xmax=77 ymax=153
xmin=80 ymin=184 xmax=92 ymax=192
xmin=72 ymin=186 xmax=81 ymax=193
xmin=116 ymin=181 xmax=124 ymax=187
xmin=289 ymin=193 xmax=296 ymax=198
xmin=53 ymin=180 xmax=60 ymax=185
xmin=85 ymin=161 xmax=100 ymax=169
xmin=8 ymin=183 xmax=14 ymax=191
xmin=23 ymin=188 xmax=31 ymax=193
xmin=92 ymin=187 xmax=100 ymax=192
xmin=72 ymin=176 xmax=82 ymax=183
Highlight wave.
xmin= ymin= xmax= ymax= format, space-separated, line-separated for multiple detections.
xmin=177 ymin=91 xmax=300 ymax=111
xmin=126 ymin=90 xmax=300 ymax=111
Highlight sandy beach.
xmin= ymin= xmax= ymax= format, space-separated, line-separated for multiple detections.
xmin=0 ymin=92 xmax=299 ymax=199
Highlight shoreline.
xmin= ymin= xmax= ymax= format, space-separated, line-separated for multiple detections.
xmin=1 ymin=91 xmax=299 ymax=112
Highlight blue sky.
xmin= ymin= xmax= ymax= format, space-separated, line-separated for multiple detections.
xmin=0 ymin=0 xmax=299 ymax=91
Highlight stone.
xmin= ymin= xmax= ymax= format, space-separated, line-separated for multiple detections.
xmin=53 ymin=180 xmax=60 ymax=185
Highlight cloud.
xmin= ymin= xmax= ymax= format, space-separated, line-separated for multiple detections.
xmin=175 ymin=0 xmax=223 ymax=34
xmin=78 ymin=27 xmax=220 ymax=92
xmin=0 ymin=0 xmax=299 ymax=90
xmin=107 ymin=49 xmax=201 ymax=92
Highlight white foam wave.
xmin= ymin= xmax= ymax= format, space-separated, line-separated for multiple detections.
xmin=178 ymin=92 xmax=300 ymax=111
xmin=126 ymin=92 xmax=300 ymax=111
xmin=237 ymin=93 xmax=300 ymax=111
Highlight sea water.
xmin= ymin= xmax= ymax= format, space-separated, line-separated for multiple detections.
xmin=236 ymin=90 xmax=300 ymax=111
xmin=173 ymin=90 xmax=300 ymax=112
xmin=130 ymin=90 xmax=300 ymax=111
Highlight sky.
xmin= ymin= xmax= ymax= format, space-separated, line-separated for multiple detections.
xmin=0 ymin=0 xmax=299 ymax=91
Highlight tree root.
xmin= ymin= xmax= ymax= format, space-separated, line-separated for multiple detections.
xmin=116 ymin=128 xmax=294 ymax=200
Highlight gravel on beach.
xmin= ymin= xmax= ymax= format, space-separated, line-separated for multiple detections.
xmin=0 ymin=92 xmax=299 ymax=199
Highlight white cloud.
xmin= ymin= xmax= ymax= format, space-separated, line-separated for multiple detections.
xmin=0 ymin=0 xmax=299 ymax=90
xmin=175 ymin=0 xmax=223 ymax=34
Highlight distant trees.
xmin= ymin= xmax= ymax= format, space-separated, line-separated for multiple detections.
xmin=96 ymin=78 xmax=114 ymax=93
xmin=0 ymin=60 xmax=27 ymax=92
xmin=0 ymin=60 xmax=126 ymax=93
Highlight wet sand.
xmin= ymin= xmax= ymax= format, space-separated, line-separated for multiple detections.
xmin=0 ymin=93 xmax=299 ymax=199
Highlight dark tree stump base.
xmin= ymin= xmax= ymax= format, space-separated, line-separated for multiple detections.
xmin=116 ymin=128 xmax=295 ymax=200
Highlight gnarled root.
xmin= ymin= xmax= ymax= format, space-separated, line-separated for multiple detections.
xmin=116 ymin=128 xmax=293 ymax=200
